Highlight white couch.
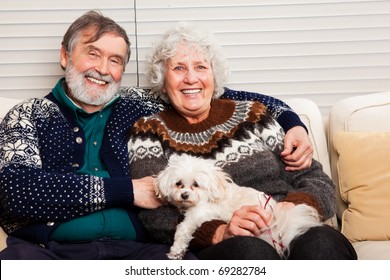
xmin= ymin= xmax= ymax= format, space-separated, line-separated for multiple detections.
xmin=0 ymin=92 xmax=389 ymax=259
xmin=327 ymin=92 xmax=390 ymax=259
xmin=288 ymin=92 xmax=390 ymax=260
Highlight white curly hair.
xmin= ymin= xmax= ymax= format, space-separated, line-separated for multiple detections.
xmin=145 ymin=22 xmax=230 ymax=102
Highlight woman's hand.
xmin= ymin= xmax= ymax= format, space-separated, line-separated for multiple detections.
xmin=212 ymin=205 xmax=272 ymax=244
xmin=132 ymin=176 xmax=163 ymax=209
xmin=280 ymin=126 xmax=313 ymax=171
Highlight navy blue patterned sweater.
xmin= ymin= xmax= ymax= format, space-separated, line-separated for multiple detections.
xmin=0 ymin=85 xmax=305 ymax=245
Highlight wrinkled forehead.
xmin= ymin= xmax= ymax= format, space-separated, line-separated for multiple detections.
xmin=76 ymin=27 xmax=108 ymax=46
xmin=168 ymin=42 xmax=210 ymax=63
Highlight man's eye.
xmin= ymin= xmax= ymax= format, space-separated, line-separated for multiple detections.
xmin=110 ymin=58 xmax=122 ymax=65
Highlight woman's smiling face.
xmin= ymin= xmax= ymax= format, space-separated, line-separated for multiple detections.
xmin=163 ymin=42 xmax=215 ymax=124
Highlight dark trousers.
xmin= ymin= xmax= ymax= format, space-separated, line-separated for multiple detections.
xmin=0 ymin=225 xmax=356 ymax=260
xmin=0 ymin=237 xmax=197 ymax=260
xmin=197 ymin=225 xmax=358 ymax=260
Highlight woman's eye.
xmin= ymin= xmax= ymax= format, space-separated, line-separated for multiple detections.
xmin=174 ymin=66 xmax=184 ymax=71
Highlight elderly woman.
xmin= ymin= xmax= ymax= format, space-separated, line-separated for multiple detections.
xmin=129 ymin=23 xmax=356 ymax=260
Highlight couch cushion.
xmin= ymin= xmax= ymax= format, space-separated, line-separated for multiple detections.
xmin=334 ymin=131 xmax=390 ymax=242
xmin=328 ymin=91 xmax=390 ymax=220
xmin=353 ymin=241 xmax=390 ymax=260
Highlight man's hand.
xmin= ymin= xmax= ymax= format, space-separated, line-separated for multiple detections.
xmin=280 ymin=126 xmax=313 ymax=171
xmin=132 ymin=176 xmax=163 ymax=209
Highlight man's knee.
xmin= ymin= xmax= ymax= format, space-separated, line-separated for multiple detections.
xmin=0 ymin=237 xmax=56 ymax=260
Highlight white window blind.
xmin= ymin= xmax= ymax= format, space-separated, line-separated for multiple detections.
xmin=0 ymin=0 xmax=136 ymax=99
xmin=1 ymin=0 xmax=389 ymax=117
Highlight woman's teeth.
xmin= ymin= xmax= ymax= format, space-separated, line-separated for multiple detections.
xmin=181 ymin=89 xmax=201 ymax=94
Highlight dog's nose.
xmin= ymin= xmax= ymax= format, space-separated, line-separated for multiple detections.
xmin=181 ymin=192 xmax=189 ymax=200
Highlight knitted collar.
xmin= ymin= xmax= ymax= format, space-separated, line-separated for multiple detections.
xmin=142 ymin=99 xmax=267 ymax=152
xmin=159 ymin=99 xmax=240 ymax=133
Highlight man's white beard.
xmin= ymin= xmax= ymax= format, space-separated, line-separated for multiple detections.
xmin=65 ymin=61 xmax=121 ymax=106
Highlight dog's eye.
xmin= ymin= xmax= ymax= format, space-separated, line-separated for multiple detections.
xmin=175 ymin=180 xmax=182 ymax=187
xmin=193 ymin=181 xmax=199 ymax=188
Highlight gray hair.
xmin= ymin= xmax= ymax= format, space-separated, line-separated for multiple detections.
xmin=61 ymin=10 xmax=131 ymax=70
xmin=146 ymin=23 xmax=230 ymax=101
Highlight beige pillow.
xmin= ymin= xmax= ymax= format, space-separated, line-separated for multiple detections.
xmin=334 ymin=132 xmax=390 ymax=242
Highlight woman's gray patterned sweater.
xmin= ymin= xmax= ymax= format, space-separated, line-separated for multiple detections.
xmin=129 ymin=99 xmax=336 ymax=246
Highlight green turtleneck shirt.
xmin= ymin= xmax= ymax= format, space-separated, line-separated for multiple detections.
xmin=49 ymin=78 xmax=136 ymax=242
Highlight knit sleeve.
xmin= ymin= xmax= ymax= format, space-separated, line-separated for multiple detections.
xmin=221 ymin=87 xmax=307 ymax=133
xmin=190 ymin=220 xmax=226 ymax=250
xmin=137 ymin=206 xmax=183 ymax=244
xmin=282 ymin=192 xmax=324 ymax=218
xmin=280 ymin=159 xmax=336 ymax=220
xmin=137 ymin=210 xmax=226 ymax=249
xmin=0 ymin=100 xmax=133 ymax=235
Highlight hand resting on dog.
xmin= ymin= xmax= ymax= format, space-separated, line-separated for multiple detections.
xmin=213 ymin=202 xmax=295 ymax=244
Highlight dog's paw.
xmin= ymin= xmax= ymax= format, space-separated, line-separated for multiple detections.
xmin=167 ymin=251 xmax=185 ymax=260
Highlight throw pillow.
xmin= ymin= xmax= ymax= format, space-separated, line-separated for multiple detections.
xmin=334 ymin=131 xmax=390 ymax=242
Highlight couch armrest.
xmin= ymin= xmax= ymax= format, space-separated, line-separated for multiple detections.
xmin=0 ymin=97 xmax=23 ymax=121
xmin=285 ymin=98 xmax=331 ymax=177
xmin=285 ymin=98 xmax=337 ymax=228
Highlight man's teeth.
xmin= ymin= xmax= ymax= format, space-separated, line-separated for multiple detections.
xmin=87 ymin=77 xmax=107 ymax=85
xmin=181 ymin=89 xmax=201 ymax=94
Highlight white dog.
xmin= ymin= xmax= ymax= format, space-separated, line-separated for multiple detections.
xmin=155 ymin=154 xmax=322 ymax=260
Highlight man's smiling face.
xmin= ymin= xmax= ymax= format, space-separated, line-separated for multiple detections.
xmin=60 ymin=29 xmax=127 ymax=111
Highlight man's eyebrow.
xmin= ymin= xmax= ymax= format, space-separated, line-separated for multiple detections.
xmin=85 ymin=45 xmax=125 ymax=63
xmin=84 ymin=45 xmax=101 ymax=54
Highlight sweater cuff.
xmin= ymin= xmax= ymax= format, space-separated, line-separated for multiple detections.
xmin=190 ymin=220 xmax=226 ymax=250
xmin=277 ymin=110 xmax=308 ymax=133
xmin=103 ymin=177 xmax=133 ymax=207
xmin=283 ymin=192 xmax=323 ymax=217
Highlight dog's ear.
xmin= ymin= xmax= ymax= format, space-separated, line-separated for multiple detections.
xmin=154 ymin=183 xmax=168 ymax=205
xmin=154 ymin=177 xmax=163 ymax=199
xmin=154 ymin=168 xmax=171 ymax=201
xmin=208 ymin=168 xmax=231 ymax=203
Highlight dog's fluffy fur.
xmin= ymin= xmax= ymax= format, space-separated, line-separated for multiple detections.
xmin=156 ymin=154 xmax=322 ymax=259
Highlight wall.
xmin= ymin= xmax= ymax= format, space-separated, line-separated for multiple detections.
xmin=1 ymin=0 xmax=389 ymax=117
